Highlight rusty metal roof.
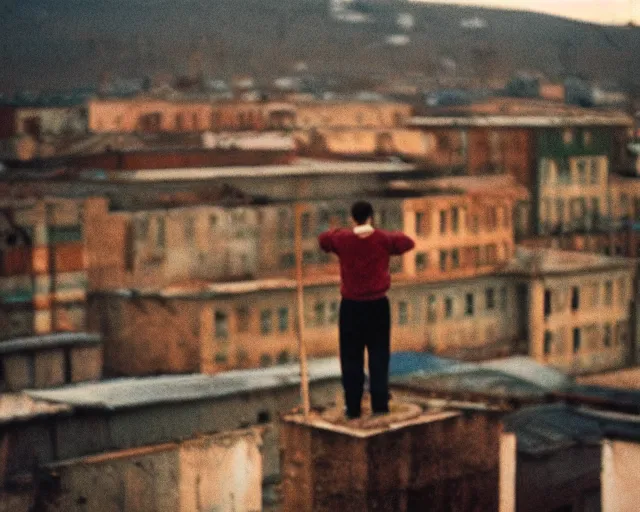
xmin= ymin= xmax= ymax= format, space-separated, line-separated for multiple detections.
xmin=27 ymin=357 xmax=341 ymax=411
xmin=0 ymin=332 xmax=102 ymax=355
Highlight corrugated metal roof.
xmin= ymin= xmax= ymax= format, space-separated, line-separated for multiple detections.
xmin=477 ymin=357 xmax=572 ymax=391
xmin=392 ymin=369 xmax=548 ymax=399
xmin=503 ymin=404 xmax=640 ymax=455
xmin=27 ymin=357 xmax=341 ymax=411
xmin=0 ymin=332 xmax=102 ymax=355
xmin=389 ymin=352 xmax=462 ymax=377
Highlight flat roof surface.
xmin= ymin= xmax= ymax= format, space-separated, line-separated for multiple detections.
xmin=0 ymin=332 xmax=101 ymax=355
xmin=283 ymin=408 xmax=460 ymax=438
xmin=503 ymin=404 xmax=640 ymax=455
xmin=0 ymin=393 xmax=71 ymax=423
xmin=578 ymin=367 xmax=640 ymax=390
xmin=97 ymin=278 xmax=301 ymax=299
xmin=502 ymin=246 xmax=634 ymax=275
xmin=80 ymin=158 xmax=416 ymax=182
xmin=27 ymin=357 xmax=341 ymax=410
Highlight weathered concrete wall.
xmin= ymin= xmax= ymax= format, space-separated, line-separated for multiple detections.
xmin=516 ymin=445 xmax=601 ymax=512
xmin=36 ymin=429 xmax=262 ymax=512
xmin=281 ymin=410 xmax=502 ymax=512
xmin=602 ymin=439 xmax=640 ymax=512
xmin=3 ymin=354 xmax=33 ymax=391
xmin=179 ymin=431 xmax=262 ymax=512
xmin=34 ymin=349 xmax=65 ymax=388
xmin=70 ymin=346 xmax=103 ymax=383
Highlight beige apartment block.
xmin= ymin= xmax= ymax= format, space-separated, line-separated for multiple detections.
xmin=504 ymin=247 xmax=636 ymax=375
xmin=538 ymin=155 xmax=610 ymax=233
xmin=294 ymin=128 xmax=428 ymax=158
xmin=295 ymin=101 xmax=412 ymax=130
xmin=87 ymin=97 xmax=213 ymax=133
xmin=90 ymin=271 xmax=520 ymax=377
xmin=402 ymin=192 xmax=515 ymax=281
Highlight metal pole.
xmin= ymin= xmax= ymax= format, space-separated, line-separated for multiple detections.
xmin=294 ymin=203 xmax=311 ymax=420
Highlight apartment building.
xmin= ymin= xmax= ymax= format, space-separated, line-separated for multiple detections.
xmin=0 ymin=197 xmax=91 ymax=340
xmin=87 ymin=97 xmax=213 ymax=133
xmin=503 ymin=247 xmax=636 ymax=375
xmin=409 ymin=100 xmax=633 ymax=238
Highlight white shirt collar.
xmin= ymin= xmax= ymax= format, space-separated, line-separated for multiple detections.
xmin=353 ymin=224 xmax=374 ymax=235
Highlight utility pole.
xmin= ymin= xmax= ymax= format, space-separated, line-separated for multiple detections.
xmin=294 ymin=203 xmax=311 ymax=420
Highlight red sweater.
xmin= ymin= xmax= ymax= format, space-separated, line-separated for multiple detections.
xmin=318 ymin=228 xmax=415 ymax=300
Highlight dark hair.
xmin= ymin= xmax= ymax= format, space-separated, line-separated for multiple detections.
xmin=351 ymin=201 xmax=374 ymax=225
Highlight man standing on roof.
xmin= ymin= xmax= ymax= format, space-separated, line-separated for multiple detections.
xmin=318 ymin=201 xmax=415 ymax=419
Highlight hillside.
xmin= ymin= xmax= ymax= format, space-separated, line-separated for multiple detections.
xmin=0 ymin=0 xmax=638 ymax=94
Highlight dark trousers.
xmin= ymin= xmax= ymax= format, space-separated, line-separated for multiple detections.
xmin=339 ymin=297 xmax=390 ymax=417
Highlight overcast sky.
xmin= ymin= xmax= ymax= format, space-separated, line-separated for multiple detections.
xmin=413 ymin=0 xmax=639 ymax=25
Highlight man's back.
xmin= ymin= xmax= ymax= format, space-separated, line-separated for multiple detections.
xmin=318 ymin=228 xmax=414 ymax=300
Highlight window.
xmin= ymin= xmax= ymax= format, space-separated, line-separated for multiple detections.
xmin=571 ymin=287 xmax=580 ymax=311
xmin=486 ymin=244 xmax=497 ymax=264
xmin=48 ymin=225 xmax=83 ymax=243
xmin=398 ymin=301 xmax=408 ymax=325
xmin=318 ymin=209 xmax=330 ymax=232
xmin=544 ymin=289 xmax=552 ymax=317
xmin=502 ymin=206 xmax=510 ymax=228
xmin=604 ymin=281 xmax=613 ymax=305
xmin=440 ymin=210 xmax=447 ymax=234
xmin=303 ymin=251 xmax=314 ymax=264
xmin=486 ymin=288 xmax=495 ymax=310
xmin=451 ymin=207 xmax=459 ymax=233
xmin=500 ymin=287 xmax=508 ymax=310
xmin=583 ymin=130 xmax=592 ymax=146
xmin=471 ymin=246 xmax=481 ymax=267
xmin=617 ymin=321 xmax=628 ymax=345
xmin=156 ymin=217 xmax=166 ymax=249
xmin=439 ymin=251 xmax=447 ymax=272
xmin=465 ymin=293 xmax=474 ymax=316
xmin=470 ymin=214 xmax=479 ymax=233
xmin=260 ymin=309 xmax=273 ymax=334
xmin=185 ymin=216 xmax=195 ymax=242
xmin=427 ymin=295 xmax=437 ymax=324
xmin=328 ymin=301 xmax=339 ymax=324
xmin=278 ymin=307 xmax=289 ymax=332
xmin=590 ymin=159 xmax=599 ymax=184
xmin=573 ymin=328 xmax=581 ymax=353
xmin=617 ymin=278 xmax=626 ymax=306
xmin=544 ymin=331 xmax=553 ymax=355
xmin=314 ymin=302 xmax=326 ymax=326
xmin=577 ymin=160 xmax=587 ymax=185
xmin=301 ymin=212 xmax=312 ymax=238
xmin=563 ymin=128 xmax=574 ymax=145
xmin=415 ymin=252 xmax=428 ymax=271
xmin=445 ymin=297 xmax=453 ymax=318
xmin=451 ymin=248 xmax=460 ymax=268
xmin=280 ymin=253 xmax=295 ymax=269
xmin=209 ymin=214 xmax=219 ymax=228
xmin=236 ymin=306 xmax=250 ymax=333
xmin=487 ymin=207 xmax=498 ymax=230
xmin=604 ymin=323 xmax=612 ymax=347
xmin=215 ymin=311 xmax=228 ymax=340
xmin=415 ymin=212 xmax=425 ymax=236
xmin=277 ymin=210 xmax=291 ymax=239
